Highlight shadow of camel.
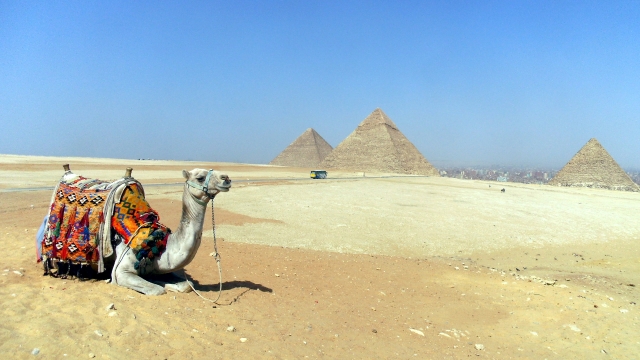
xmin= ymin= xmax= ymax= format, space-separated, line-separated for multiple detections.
xmin=189 ymin=278 xmax=273 ymax=293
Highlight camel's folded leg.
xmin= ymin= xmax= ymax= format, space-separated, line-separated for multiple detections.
xmin=111 ymin=246 xmax=166 ymax=296
xmin=164 ymin=281 xmax=193 ymax=293
xmin=149 ymin=272 xmax=194 ymax=293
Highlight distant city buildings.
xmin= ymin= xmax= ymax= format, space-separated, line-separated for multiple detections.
xmin=438 ymin=166 xmax=640 ymax=186
xmin=439 ymin=166 xmax=557 ymax=184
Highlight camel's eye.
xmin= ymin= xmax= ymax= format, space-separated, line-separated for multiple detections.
xmin=197 ymin=176 xmax=205 ymax=182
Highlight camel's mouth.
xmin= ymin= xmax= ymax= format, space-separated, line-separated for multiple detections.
xmin=215 ymin=185 xmax=230 ymax=192
xmin=215 ymin=181 xmax=231 ymax=192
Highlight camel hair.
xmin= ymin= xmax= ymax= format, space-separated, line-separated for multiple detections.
xmin=109 ymin=168 xmax=232 ymax=295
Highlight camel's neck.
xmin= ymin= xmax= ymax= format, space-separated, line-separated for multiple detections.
xmin=156 ymin=185 xmax=209 ymax=272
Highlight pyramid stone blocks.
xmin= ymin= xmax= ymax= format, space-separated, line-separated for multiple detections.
xmin=548 ymin=138 xmax=639 ymax=192
xmin=270 ymin=128 xmax=333 ymax=168
xmin=320 ymin=108 xmax=439 ymax=176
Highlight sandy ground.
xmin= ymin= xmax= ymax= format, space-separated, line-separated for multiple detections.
xmin=0 ymin=155 xmax=638 ymax=359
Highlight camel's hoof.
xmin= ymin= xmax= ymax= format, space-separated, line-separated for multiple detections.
xmin=147 ymin=287 xmax=167 ymax=296
xmin=165 ymin=281 xmax=193 ymax=293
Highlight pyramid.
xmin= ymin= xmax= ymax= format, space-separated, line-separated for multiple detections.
xmin=319 ymin=108 xmax=439 ymax=176
xmin=269 ymin=128 xmax=333 ymax=167
xmin=548 ymin=138 xmax=639 ymax=192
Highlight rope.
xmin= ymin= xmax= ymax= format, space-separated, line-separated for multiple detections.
xmin=184 ymin=197 xmax=223 ymax=303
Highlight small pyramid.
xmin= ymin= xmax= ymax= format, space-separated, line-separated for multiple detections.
xmin=548 ymin=138 xmax=639 ymax=192
xmin=269 ymin=128 xmax=333 ymax=167
xmin=320 ymin=108 xmax=439 ymax=176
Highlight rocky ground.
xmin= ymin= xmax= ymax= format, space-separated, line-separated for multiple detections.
xmin=0 ymin=155 xmax=638 ymax=359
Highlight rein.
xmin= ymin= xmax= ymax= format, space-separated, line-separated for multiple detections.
xmin=183 ymin=169 xmax=224 ymax=304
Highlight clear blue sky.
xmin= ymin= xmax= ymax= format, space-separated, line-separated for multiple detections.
xmin=1 ymin=1 xmax=639 ymax=169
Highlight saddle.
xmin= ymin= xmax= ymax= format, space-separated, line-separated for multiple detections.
xmin=39 ymin=172 xmax=170 ymax=273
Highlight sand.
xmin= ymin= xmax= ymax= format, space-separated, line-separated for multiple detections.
xmin=0 ymin=155 xmax=638 ymax=359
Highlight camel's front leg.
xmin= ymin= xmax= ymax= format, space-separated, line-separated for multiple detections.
xmin=111 ymin=244 xmax=166 ymax=296
xmin=153 ymin=272 xmax=194 ymax=293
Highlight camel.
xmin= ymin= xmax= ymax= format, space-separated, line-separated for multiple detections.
xmin=111 ymin=168 xmax=231 ymax=295
xmin=40 ymin=167 xmax=231 ymax=296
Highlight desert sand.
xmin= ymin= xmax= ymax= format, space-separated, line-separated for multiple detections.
xmin=0 ymin=155 xmax=638 ymax=359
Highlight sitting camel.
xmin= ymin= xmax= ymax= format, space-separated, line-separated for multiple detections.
xmin=112 ymin=168 xmax=231 ymax=295
xmin=38 ymin=167 xmax=231 ymax=295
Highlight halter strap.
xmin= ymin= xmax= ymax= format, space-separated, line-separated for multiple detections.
xmin=186 ymin=169 xmax=215 ymax=206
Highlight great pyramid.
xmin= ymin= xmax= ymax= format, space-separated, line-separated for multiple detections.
xmin=269 ymin=128 xmax=333 ymax=167
xmin=548 ymin=138 xmax=639 ymax=192
xmin=319 ymin=108 xmax=439 ymax=176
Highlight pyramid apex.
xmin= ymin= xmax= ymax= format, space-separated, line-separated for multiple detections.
xmin=358 ymin=108 xmax=398 ymax=130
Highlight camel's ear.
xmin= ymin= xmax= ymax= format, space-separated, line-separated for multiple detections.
xmin=182 ymin=170 xmax=190 ymax=180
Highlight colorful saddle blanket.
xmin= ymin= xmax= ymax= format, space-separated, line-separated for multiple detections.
xmin=111 ymin=183 xmax=170 ymax=270
xmin=41 ymin=176 xmax=171 ymax=271
xmin=42 ymin=176 xmax=111 ymax=263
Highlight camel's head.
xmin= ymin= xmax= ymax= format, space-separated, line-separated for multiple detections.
xmin=183 ymin=168 xmax=231 ymax=202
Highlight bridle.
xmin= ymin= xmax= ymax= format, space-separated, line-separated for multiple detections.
xmin=185 ymin=169 xmax=217 ymax=206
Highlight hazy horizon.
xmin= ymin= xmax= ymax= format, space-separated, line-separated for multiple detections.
xmin=1 ymin=2 xmax=639 ymax=169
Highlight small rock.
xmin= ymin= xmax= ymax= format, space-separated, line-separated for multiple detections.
xmin=619 ymin=309 xmax=629 ymax=313
xmin=226 ymin=326 xmax=236 ymax=332
xmin=88 ymin=353 xmax=95 ymax=358
xmin=104 ymin=279 xmax=110 ymax=283
xmin=474 ymin=344 xmax=484 ymax=350
xmin=13 ymin=271 xmax=23 ymax=276
xmin=32 ymin=348 xmax=40 ymax=355
xmin=161 ymin=331 xmax=167 ymax=335
xmin=240 ymin=338 xmax=247 ymax=343
xmin=372 ymin=329 xmax=377 ymax=333
xmin=94 ymin=330 xmax=103 ymax=337
xmin=409 ymin=328 xmax=424 ymax=336
xmin=530 ymin=331 xmax=538 ymax=336
xmin=601 ymin=349 xmax=608 ymax=354
xmin=608 ymin=297 xmax=614 ymax=301
xmin=275 ymin=274 xmax=280 ymax=277
xmin=439 ymin=332 xmax=451 ymax=338
xmin=132 ymin=314 xmax=136 ymax=319
xmin=108 ymin=311 xmax=117 ymax=317
xmin=106 ymin=303 xmax=115 ymax=311
xmin=564 ymin=324 xmax=580 ymax=332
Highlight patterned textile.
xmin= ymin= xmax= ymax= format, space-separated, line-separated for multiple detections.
xmin=41 ymin=176 xmax=111 ymax=263
xmin=111 ymin=183 xmax=171 ymax=270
